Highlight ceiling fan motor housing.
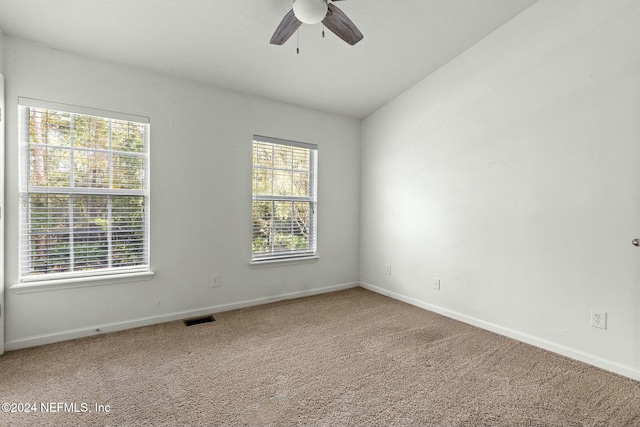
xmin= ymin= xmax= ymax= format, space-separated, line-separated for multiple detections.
xmin=293 ymin=0 xmax=328 ymax=25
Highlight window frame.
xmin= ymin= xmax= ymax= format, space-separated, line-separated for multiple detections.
xmin=251 ymin=135 xmax=318 ymax=263
xmin=17 ymin=98 xmax=151 ymax=284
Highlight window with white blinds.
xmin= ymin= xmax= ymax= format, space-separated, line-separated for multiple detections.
xmin=18 ymin=98 xmax=150 ymax=282
xmin=252 ymin=135 xmax=318 ymax=261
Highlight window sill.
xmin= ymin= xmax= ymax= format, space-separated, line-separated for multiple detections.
xmin=250 ymin=256 xmax=320 ymax=268
xmin=10 ymin=271 xmax=155 ymax=294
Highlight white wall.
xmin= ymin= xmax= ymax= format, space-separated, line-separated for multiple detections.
xmin=0 ymin=28 xmax=5 ymax=355
xmin=0 ymin=29 xmax=5 ymax=73
xmin=4 ymin=37 xmax=361 ymax=348
xmin=360 ymin=0 xmax=640 ymax=380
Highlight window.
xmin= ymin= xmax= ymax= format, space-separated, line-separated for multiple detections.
xmin=18 ymin=98 xmax=150 ymax=282
xmin=252 ymin=135 xmax=317 ymax=261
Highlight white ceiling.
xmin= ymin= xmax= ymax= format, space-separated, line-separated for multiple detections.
xmin=0 ymin=0 xmax=538 ymax=119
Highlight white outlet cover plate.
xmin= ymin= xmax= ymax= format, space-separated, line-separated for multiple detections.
xmin=590 ymin=309 xmax=607 ymax=330
xmin=211 ymin=274 xmax=220 ymax=288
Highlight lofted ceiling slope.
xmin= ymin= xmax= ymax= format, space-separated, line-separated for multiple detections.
xmin=0 ymin=0 xmax=538 ymax=119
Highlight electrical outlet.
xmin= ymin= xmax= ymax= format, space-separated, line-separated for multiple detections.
xmin=210 ymin=274 xmax=220 ymax=288
xmin=591 ymin=309 xmax=607 ymax=330
xmin=385 ymin=264 xmax=391 ymax=275
xmin=433 ymin=278 xmax=440 ymax=290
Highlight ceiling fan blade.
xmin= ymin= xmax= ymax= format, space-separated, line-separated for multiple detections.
xmin=322 ymin=3 xmax=363 ymax=46
xmin=270 ymin=9 xmax=302 ymax=45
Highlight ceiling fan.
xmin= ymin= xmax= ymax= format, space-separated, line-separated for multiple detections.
xmin=270 ymin=0 xmax=364 ymax=48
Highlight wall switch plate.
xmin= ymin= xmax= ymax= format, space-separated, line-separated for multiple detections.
xmin=591 ymin=309 xmax=606 ymax=330
xmin=385 ymin=265 xmax=391 ymax=275
xmin=433 ymin=278 xmax=440 ymax=290
xmin=211 ymin=274 xmax=220 ymax=288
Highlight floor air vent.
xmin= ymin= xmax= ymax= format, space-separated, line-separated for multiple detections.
xmin=183 ymin=315 xmax=215 ymax=326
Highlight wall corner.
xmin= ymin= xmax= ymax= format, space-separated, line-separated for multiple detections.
xmin=0 ymin=29 xmax=5 ymax=75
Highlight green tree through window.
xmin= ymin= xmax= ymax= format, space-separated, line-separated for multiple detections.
xmin=252 ymin=136 xmax=317 ymax=261
xmin=18 ymin=99 xmax=150 ymax=280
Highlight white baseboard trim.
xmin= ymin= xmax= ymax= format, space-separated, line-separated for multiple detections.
xmin=359 ymin=282 xmax=640 ymax=381
xmin=5 ymin=282 xmax=359 ymax=351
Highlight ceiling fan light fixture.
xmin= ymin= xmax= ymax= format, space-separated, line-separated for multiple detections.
xmin=293 ymin=0 xmax=328 ymax=25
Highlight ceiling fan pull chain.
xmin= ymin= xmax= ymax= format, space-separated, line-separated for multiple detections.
xmin=296 ymin=29 xmax=300 ymax=54
xmin=322 ymin=24 xmax=325 ymax=39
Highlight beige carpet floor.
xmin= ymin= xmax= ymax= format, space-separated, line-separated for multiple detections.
xmin=1 ymin=287 xmax=640 ymax=426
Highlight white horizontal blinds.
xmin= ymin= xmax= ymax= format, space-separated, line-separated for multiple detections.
xmin=252 ymin=136 xmax=318 ymax=260
xmin=18 ymin=99 xmax=150 ymax=281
